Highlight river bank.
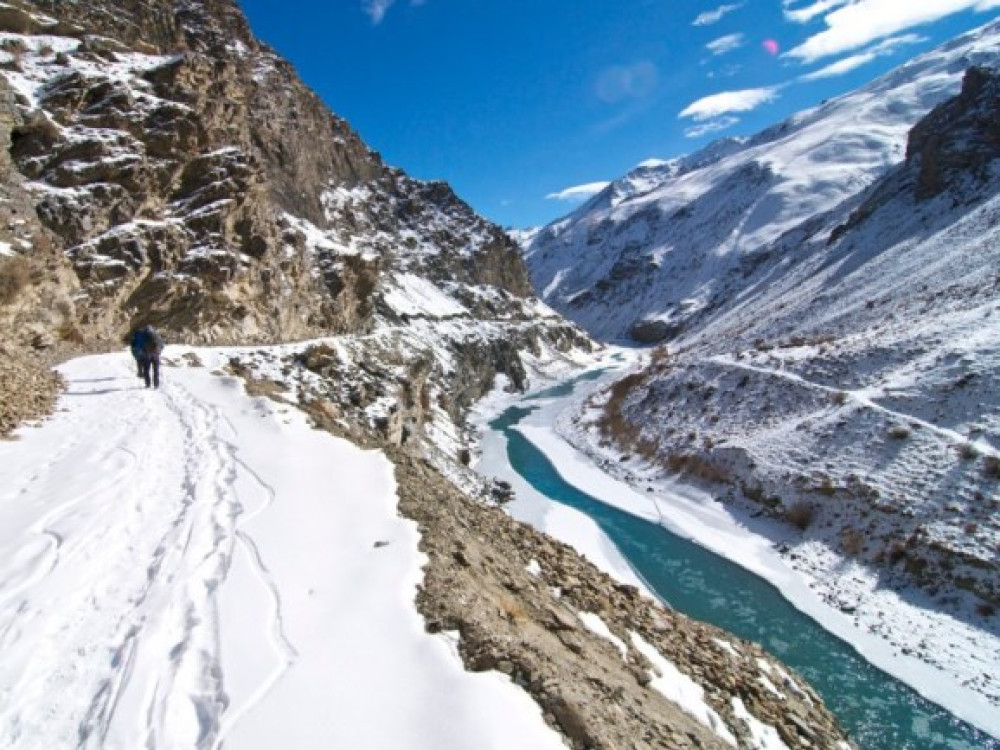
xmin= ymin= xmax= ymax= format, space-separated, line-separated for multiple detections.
xmin=471 ymin=354 xmax=1000 ymax=744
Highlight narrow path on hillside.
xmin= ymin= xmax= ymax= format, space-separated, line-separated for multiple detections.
xmin=706 ymin=353 xmax=997 ymax=455
xmin=0 ymin=351 xmax=564 ymax=750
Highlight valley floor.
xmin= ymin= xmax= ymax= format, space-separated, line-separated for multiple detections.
xmin=0 ymin=350 xmax=564 ymax=750
xmin=472 ymin=355 xmax=1000 ymax=742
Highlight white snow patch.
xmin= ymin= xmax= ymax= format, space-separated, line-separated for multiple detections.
xmin=576 ymin=612 xmax=628 ymax=659
xmin=630 ymin=631 xmax=738 ymax=746
xmin=380 ymin=273 xmax=469 ymax=319
xmin=732 ymin=696 xmax=792 ymax=750
xmin=713 ymin=638 xmax=741 ymax=658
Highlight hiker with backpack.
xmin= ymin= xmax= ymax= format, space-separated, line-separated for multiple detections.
xmin=129 ymin=324 xmax=166 ymax=389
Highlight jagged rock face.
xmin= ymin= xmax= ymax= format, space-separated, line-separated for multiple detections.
xmin=0 ymin=0 xmax=535 ymax=349
xmin=908 ymin=66 xmax=1000 ymax=199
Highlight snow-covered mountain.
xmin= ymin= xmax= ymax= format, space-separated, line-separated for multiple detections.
xmin=527 ymin=22 xmax=1000 ymax=713
xmin=524 ymin=18 xmax=1000 ymax=343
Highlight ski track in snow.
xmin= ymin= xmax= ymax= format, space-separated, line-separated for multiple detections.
xmin=0 ymin=352 xmax=564 ymax=750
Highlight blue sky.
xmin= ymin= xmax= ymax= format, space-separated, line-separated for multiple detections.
xmin=238 ymin=0 xmax=1000 ymax=229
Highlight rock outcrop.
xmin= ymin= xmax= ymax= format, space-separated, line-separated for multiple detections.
xmin=0 ymin=0 xmax=537 ymax=350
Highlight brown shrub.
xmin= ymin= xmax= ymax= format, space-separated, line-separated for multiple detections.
xmin=665 ymin=454 xmax=731 ymax=484
xmin=841 ymin=527 xmax=865 ymax=556
xmin=957 ymin=443 xmax=978 ymax=461
xmin=650 ymin=345 xmax=670 ymax=371
xmin=785 ymin=501 xmax=816 ymax=530
xmin=887 ymin=541 xmax=907 ymax=564
xmin=814 ymin=474 xmax=836 ymax=496
xmin=0 ymin=255 xmax=31 ymax=305
xmin=597 ymin=371 xmax=647 ymax=446
xmin=977 ymin=601 xmax=997 ymax=618
xmin=887 ymin=424 xmax=911 ymax=440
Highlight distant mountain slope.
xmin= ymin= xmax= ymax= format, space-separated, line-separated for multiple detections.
xmin=544 ymin=55 xmax=1000 ymax=712
xmin=523 ymin=18 xmax=1000 ymax=343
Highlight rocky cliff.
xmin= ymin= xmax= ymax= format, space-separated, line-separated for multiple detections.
xmin=0 ymin=0 xmax=537 ymax=349
xmin=0 ymin=0 xmax=579 ymax=436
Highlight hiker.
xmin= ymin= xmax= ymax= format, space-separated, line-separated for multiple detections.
xmin=129 ymin=324 xmax=165 ymax=389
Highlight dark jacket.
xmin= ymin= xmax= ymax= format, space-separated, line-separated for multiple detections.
xmin=130 ymin=326 xmax=165 ymax=359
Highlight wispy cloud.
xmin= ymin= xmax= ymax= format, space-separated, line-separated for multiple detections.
xmin=546 ymin=182 xmax=611 ymax=201
xmin=363 ymin=0 xmax=394 ymax=24
xmin=679 ymin=86 xmax=781 ymax=120
xmin=706 ymin=33 xmax=745 ymax=55
xmin=786 ymin=0 xmax=1000 ymax=63
xmin=707 ymin=63 xmax=744 ymax=79
xmin=594 ymin=62 xmax=660 ymax=103
xmin=694 ymin=2 xmax=745 ymax=26
xmin=684 ymin=116 xmax=740 ymax=138
xmin=782 ymin=0 xmax=851 ymax=24
xmin=798 ymin=33 xmax=926 ymax=80
xmin=362 ymin=0 xmax=427 ymax=24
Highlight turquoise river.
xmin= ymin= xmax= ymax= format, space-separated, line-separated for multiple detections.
xmin=488 ymin=374 xmax=998 ymax=750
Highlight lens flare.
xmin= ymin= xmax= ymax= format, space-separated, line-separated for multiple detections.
xmin=763 ymin=39 xmax=780 ymax=55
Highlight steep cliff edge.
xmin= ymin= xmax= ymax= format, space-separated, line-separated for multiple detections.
xmin=0 ymin=0 xmax=534 ymax=345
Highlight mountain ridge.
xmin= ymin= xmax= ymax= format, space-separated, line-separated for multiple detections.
xmin=524 ymin=17 xmax=1000 ymax=343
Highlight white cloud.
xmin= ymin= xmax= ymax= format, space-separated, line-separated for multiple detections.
xmin=694 ymin=3 xmax=745 ymax=26
xmin=706 ymin=33 xmax=745 ymax=55
xmin=684 ymin=116 xmax=741 ymax=138
xmin=546 ymin=182 xmax=611 ymax=201
xmin=363 ymin=0 xmax=394 ymax=23
xmin=363 ymin=0 xmax=427 ymax=24
xmin=798 ymin=33 xmax=926 ymax=80
xmin=786 ymin=0 xmax=1000 ymax=62
xmin=782 ymin=0 xmax=851 ymax=24
xmin=799 ymin=51 xmax=879 ymax=80
xmin=679 ymin=87 xmax=780 ymax=120
xmin=595 ymin=62 xmax=660 ymax=103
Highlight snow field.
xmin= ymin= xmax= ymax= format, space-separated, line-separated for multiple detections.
xmin=0 ymin=350 xmax=565 ymax=750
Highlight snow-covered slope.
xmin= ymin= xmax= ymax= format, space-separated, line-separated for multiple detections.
xmin=539 ymin=55 xmax=1000 ymax=714
xmin=0 ymin=350 xmax=567 ymax=750
xmin=524 ymin=18 xmax=1000 ymax=342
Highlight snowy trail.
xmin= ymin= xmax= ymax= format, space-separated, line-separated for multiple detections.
xmin=0 ymin=350 xmax=564 ymax=750
xmin=706 ymin=353 xmax=999 ymax=456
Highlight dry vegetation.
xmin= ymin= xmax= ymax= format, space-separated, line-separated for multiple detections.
xmin=0 ymin=255 xmax=31 ymax=305
xmin=785 ymin=501 xmax=817 ymax=530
